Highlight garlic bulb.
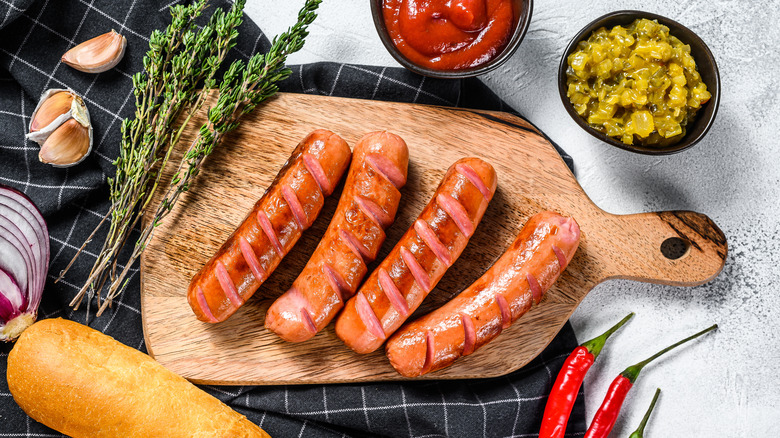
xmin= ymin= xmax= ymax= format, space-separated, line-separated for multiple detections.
xmin=62 ymin=30 xmax=127 ymax=73
xmin=25 ymin=88 xmax=93 ymax=168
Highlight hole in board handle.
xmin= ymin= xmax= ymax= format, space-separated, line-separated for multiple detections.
xmin=660 ymin=237 xmax=690 ymax=260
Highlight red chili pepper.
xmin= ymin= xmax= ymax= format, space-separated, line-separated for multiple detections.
xmin=538 ymin=313 xmax=634 ymax=438
xmin=585 ymin=324 xmax=717 ymax=438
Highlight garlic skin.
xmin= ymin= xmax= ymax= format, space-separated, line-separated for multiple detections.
xmin=25 ymin=88 xmax=93 ymax=168
xmin=62 ymin=30 xmax=127 ymax=73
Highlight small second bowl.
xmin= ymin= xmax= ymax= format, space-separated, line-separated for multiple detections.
xmin=371 ymin=0 xmax=534 ymax=79
xmin=558 ymin=10 xmax=721 ymax=155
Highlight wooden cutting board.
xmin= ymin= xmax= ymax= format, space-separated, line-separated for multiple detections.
xmin=140 ymin=93 xmax=727 ymax=385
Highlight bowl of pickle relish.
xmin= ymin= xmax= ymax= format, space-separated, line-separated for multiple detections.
xmin=558 ymin=11 xmax=720 ymax=154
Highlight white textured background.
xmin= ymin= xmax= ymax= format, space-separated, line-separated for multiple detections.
xmin=248 ymin=1 xmax=780 ymax=436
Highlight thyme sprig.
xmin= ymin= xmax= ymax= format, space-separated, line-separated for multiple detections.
xmin=58 ymin=0 xmax=321 ymax=316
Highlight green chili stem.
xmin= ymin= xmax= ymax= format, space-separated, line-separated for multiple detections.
xmin=622 ymin=324 xmax=718 ymax=383
xmin=628 ymin=388 xmax=661 ymax=438
xmin=581 ymin=312 xmax=634 ymax=358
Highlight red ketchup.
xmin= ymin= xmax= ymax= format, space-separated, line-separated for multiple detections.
xmin=383 ymin=0 xmax=515 ymax=71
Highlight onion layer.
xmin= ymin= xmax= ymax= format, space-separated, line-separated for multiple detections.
xmin=0 ymin=185 xmax=49 ymax=341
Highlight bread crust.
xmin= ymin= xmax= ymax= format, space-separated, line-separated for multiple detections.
xmin=7 ymin=318 xmax=270 ymax=438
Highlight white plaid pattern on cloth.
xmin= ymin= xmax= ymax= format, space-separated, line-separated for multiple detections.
xmin=0 ymin=1 xmax=584 ymax=437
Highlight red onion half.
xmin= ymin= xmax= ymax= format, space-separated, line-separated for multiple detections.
xmin=0 ymin=185 xmax=49 ymax=341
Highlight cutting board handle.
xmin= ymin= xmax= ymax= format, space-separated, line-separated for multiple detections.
xmin=602 ymin=210 xmax=728 ymax=286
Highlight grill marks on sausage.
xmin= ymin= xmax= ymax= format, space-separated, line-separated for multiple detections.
xmin=264 ymin=154 xmax=330 ymax=259
xmin=527 ymin=273 xmax=543 ymax=304
xmin=301 ymin=308 xmax=317 ymax=334
xmin=401 ymin=246 xmax=432 ymax=293
xmin=339 ymin=228 xmax=370 ymax=263
xmin=196 ymin=287 xmax=218 ymax=323
xmin=366 ymin=153 xmax=405 ymax=189
xmin=552 ymin=244 xmax=568 ymax=270
xmin=495 ymin=294 xmax=511 ymax=329
xmin=257 ymin=210 xmax=285 ymax=257
xmin=392 ymin=164 xmax=487 ymax=313
xmin=414 ymin=219 xmax=453 ymax=267
xmin=456 ymin=163 xmax=491 ymax=201
xmin=379 ymin=268 xmax=409 ymax=316
xmin=436 ymin=193 xmax=475 ymax=237
xmin=356 ymin=292 xmax=386 ymax=340
xmin=238 ymin=236 xmax=265 ymax=283
xmin=323 ymin=263 xmax=347 ymax=303
xmin=215 ymin=262 xmax=243 ymax=307
xmin=355 ymin=195 xmax=393 ymax=228
xmin=422 ymin=331 xmax=435 ymax=375
xmin=286 ymin=287 xmax=317 ymax=335
xmin=343 ymin=158 xmax=403 ymax=263
xmin=302 ymin=152 xmax=332 ymax=195
xmin=282 ymin=185 xmax=308 ymax=230
xmin=461 ymin=313 xmax=476 ymax=356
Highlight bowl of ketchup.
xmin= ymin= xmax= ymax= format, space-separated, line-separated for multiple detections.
xmin=372 ymin=0 xmax=533 ymax=78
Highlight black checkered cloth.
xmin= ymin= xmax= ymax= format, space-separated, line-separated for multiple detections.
xmin=0 ymin=1 xmax=586 ymax=437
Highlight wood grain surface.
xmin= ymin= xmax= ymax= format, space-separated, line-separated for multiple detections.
xmin=140 ymin=93 xmax=727 ymax=385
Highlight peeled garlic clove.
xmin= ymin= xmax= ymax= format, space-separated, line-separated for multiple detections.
xmin=26 ymin=88 xmax=82 ymax=145
xmin=62 ymin=30 xmax=127 ymax=73
xmin=29 ymin=91 xmax=73 ymax=132
xmin=39 ymin=119 xmax=92 ymax=167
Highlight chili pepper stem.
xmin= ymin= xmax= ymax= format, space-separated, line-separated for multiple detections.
xmin=581 ymin=312 xmax=634 ymax=358
xmin=622 ymin=324 xmax=717 ymax=382
xmin=628 ymin=388 xmax=661 ymax=438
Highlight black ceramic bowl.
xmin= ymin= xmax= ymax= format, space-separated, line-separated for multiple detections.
xmin=371 ymin=0 xmax=533 ymax=79
xmin=558 ymin=10 xmax=720 ymax=155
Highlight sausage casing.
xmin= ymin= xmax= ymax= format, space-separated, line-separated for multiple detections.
xmin=386 ymin=211 xmax=581 ymax=377
xmin=265 ymin=132 xmax=409 ymax=342
xmin=187 ymin=130 xmax=351 ymax=323
xmin=335 ymin=157 xmax=497 ymax=354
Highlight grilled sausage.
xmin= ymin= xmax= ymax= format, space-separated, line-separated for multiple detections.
xmin=335 ymin=158 xmax=497 ymax=354
xmin=265 ymin=132 xmax=409 ymax=342
xmin=187 ymin=130 xmax=351 ymax=323
xmin=385 ymin=211 xmax=581 ymax=377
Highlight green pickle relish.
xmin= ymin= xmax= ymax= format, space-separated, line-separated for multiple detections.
xmin=566 ymin=18 xmax=711 ymax=146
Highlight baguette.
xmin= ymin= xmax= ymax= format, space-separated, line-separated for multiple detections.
xmin=7 ymin=318 xmax=270 ymax=438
